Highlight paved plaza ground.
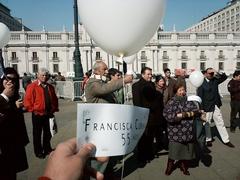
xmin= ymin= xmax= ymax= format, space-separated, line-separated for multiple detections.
xmin=18 ymin=97 xmax=240 ymax=180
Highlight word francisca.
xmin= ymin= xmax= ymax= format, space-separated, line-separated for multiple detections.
xmin=84 ymin=119 xmax=145 ymax=132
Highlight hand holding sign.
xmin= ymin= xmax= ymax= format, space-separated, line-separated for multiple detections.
xmin=77 ymin=104 xmax=149 ymax=157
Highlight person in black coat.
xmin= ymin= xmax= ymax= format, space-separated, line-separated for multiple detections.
xmin=197 ymin=67 xmax=234 ymax=148
xmin=132 ymin=67 xmax=156 ymax=165
xmin=0 ymin=67 xmax=29 ymax=180
xmin=154 ymin=75 xmax=168 ymax=152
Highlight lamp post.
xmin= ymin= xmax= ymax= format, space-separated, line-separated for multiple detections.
xmin=73 ymin=0 xmax=84 ymax=100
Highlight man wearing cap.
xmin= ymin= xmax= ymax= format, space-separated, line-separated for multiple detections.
xmin=197 ymin=67 xmax=234 ymax=148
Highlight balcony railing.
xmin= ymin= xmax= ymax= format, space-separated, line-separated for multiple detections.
xmin=52 ymin=57 xmax=60 ymax=61
xmin=140 ymin=55 xmax=147 ymax=60
xmin=31 ymin=57 xmax=39 ymax=62
xmin=162 ymin=55 xmax=169 ymax=60
xmin=10 ymin=57 xmax=19 ymax=62
xmin=200 ymin=55 xmax=207 ymax=60
xmin=95 ymin=57 xmax=102 ymax=60
xmin=218 ymin=55 xmax=225 ymax=59
xmin=181 ymin=55 xmax=188 ymax=60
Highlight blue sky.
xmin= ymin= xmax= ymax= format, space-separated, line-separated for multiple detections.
xmin=2 ymin=0 xmax=230 ymax=32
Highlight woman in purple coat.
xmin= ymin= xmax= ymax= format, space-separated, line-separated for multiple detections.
xmin=163 ymin=82 xmax=200 ymax=176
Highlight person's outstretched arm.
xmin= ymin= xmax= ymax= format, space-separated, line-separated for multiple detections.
xmin=39 ymin=138 xmax=107 ymax=180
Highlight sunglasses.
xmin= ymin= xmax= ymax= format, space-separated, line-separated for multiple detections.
xmin=3 ymin=75 xmax=18 ymax=82
xmin=207 ymin=72 xmax=214 ymax=76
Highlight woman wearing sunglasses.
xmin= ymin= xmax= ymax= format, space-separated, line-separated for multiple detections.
xmin=0 ymin=67 xmax=29 ymax=180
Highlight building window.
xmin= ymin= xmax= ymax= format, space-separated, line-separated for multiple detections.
xmin=218 ymin=50 xmax=225 ymax=59
xmin=237 ymin=50 xmax=240 ymax=58
xmin=32 ymin=52 xmax=39 ymax=61
xmin=52 ymin=52 xmax=59 ymax=61
xmin=200 ymin=62 xmax=206 ymax=71
xmin=12 ymin=64 xmax=18 ymax=72
xmin=53 ymin=52 xmax=58 ymax=58
xmin=33 ymin=64 xmax=39 ymax=73
xmin=53 ymin=64 xmax=59 ymax=73
xmin=200 ymin=51 xmax=206 ymax=59
xmin=219 ymin=62 xmax=224 ymax=71
xmin=181 ymin=51 xmax=188 ymax=59
xmin=236 ymin=61 xmax=240 ymax=69
xmin=141 ymin=63 xmax=146 ymax=69
xmin=12 ymin=52 xmax=17 ymax=59
xmin=141 ymin=51 xmax=147 ymax=59
xmin=181 ymin=62 xmax=187 ymax=69
xmin=96 ymin=51 xmax=101 ymax=60
xmin=33 ymin=52 xmax=37 ymax=58
xmin=162 ymin=51 xmax=169 ymax=59
xmin=163 ymin=63 xmax=168 ymax=70
xmin=237 ymin=61 xmax=240 ymax=69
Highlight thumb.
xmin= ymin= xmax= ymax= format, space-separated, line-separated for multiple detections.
xmin=76 ymin=143 xmax=95 ymax=163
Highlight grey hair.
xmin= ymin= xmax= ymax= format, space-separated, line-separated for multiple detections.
xmin=92 ymin=60 xmax=105 ymax=71
xmin=38 ymin=67 xmax=49 ymax=75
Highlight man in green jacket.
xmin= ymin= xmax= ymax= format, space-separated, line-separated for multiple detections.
xmin=85 ymin=60 xmax=133 ymax=179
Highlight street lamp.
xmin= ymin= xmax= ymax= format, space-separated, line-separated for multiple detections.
xmin=73 ymin=0 xmax=83 ymax=79
xmin=73 ymin=0 xmax=84 ymax=100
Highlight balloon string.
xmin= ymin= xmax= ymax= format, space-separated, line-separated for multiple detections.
xmin=120 ymin=54 xmax=126 ymax=180
xmin=123 ymin=76 xmax=127 ymax=103
xmin=121 ymin=155 xmax=125 ymax=180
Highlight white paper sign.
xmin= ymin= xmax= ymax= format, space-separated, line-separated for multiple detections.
xmin=77 ymin=103 xmax=149 ymax=157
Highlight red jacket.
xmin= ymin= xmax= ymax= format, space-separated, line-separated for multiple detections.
xmin=24 ymin=80 xmax=59 ymax=115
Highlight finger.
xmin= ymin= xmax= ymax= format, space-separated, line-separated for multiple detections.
xmin=55 ymin=138 xmax=77 ymax=156
xmin=95 ymin=156 xmax=109 ymax=163
xmin=85 ymin=166 xmax=104 ymax=180
xmin=76 ymin=143 xmax=95 ymax=163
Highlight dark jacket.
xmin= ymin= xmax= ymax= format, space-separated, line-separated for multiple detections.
xmin=197 ymin=73 xmax=227 ymax=112
xmin=227 ymin=78 xmax=240 ymax=101
xmin=152 ymin=87 xmax=166 ymax=127
xmin=132 ymin=78 xmax=157 ymax=127
xmin=163 ymin=96 xmax=198 ymax=143
xmin=0 ymin=95 xmax=29 ymax=174
xmin=163 ymin=77 xmax=177 ymax=105
xmin=22 ymin=75 xmax=32 ymax=90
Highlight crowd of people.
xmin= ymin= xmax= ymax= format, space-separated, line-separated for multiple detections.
xmin=0 ymin=61 xmax=239 ymax=179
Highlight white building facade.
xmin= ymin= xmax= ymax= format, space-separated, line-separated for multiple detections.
xmin=2 ymin=26 xmax=240 ymax=77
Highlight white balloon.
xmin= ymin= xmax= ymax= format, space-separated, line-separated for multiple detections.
xmin=78 ymin=0 xmax=166 ymax=57
xmin=189 ymin=71 xmax=204 ymax=88
xmin=0 ymin=23 xmax=10 ymax=48
xmin=123 ymin=55 xmax=136 ymax=64
xmin=187 ymin=95 xmax=202 ymax=104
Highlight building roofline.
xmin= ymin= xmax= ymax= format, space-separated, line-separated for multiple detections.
xmin=200 ymin=0 xmax=240 ymax=22
xmin=0 ymin=3 xmax=10 ymax=13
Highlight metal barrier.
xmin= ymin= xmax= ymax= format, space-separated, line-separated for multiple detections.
xmin=55 ymin=80 xmax=83 ymax=100
xmin=20 ymin=78 xmax=228 ymax=102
